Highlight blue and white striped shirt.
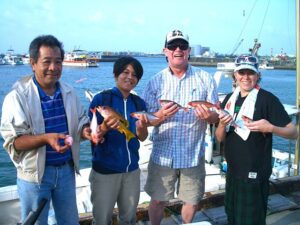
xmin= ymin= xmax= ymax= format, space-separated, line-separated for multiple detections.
xmin=33 ymin=77 xmax=72 ymax=165
xmin=142 ymin=65 xmax=218 ymax=168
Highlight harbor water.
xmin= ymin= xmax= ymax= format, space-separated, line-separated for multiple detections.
xmin=0 ymin=57 xmax=297 ymax=187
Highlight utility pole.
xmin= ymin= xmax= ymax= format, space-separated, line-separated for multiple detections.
xmin=295 ymin=0 xmax=300 ymax=175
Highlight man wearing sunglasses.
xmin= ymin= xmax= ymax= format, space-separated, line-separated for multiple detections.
xmin=215 ymin=55 xmax=298 ymax=225
xmin=142 ymin=29 xmax=219 ymax=224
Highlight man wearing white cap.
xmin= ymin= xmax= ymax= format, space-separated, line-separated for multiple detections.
xmin=215 ymin=55 xmax=298 ymax=225
xmin=142 ymin=29 xmax=219 ymax=224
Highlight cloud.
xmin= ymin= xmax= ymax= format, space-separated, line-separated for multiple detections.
xmin=85 ymin=12 xmax=103 ymax=23
xmin=133 ymin=16 xmax=145 ymax=26
xmin=181 ymin=18 xmax=191 ymax=27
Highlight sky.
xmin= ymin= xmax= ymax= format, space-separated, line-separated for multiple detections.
xmin=0 ymin=0 xmax=296 ymax=56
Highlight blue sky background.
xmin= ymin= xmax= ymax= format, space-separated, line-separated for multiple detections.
xmin=0 ymin=0 xmax=296 ymax=56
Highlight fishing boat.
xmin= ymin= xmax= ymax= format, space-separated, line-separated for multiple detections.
xmin=63 ymin=50 xmax=98 ymax=67
xmin=3 ymin=49 xmax=24 ymax=65
xmin=216 ymin=62 xmax=235 ymax=73
xmin=259 ymin=61 xmax=275 ymax=70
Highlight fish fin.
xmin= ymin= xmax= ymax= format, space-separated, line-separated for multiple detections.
xmin=90 ymin=108 xmax=97 ymax=113
xmin=119 ymin=124 xmax=136 ymax=141
xmin=183 ymin=107 xmax=189 ymax=112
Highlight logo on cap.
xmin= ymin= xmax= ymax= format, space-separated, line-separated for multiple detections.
xmin=165 ymin=29 xmax=189 ymax=46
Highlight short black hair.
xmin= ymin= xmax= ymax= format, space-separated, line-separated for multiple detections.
xmin=29 ymin=35 xmax=65 ymax=62
xmin=113 ymin=56 xmax=143 ymax=81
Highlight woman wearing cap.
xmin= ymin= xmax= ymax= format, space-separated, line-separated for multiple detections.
xmin=215 ymin=55 xmax=298 ymax=225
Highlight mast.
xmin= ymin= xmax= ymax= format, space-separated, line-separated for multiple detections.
xmin=295 ymin=0 xmax=300 ymax=175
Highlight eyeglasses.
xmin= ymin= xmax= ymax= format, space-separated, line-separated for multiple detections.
xmin=166 ymin=43 xmax=189 ymax=51
xmin=235 ymin=55 xmax=258 ymax=66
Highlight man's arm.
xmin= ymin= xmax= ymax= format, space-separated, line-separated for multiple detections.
xmin=14 ymin=133 xmax=71 ymax=153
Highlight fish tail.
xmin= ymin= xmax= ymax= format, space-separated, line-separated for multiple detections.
xmin=90 ymin=108 xmax=97 ymax=113
xmin=91 ymin=134 xmax=98 ymax=144
xmin=118 ymin=124 xmax=136 ymax=141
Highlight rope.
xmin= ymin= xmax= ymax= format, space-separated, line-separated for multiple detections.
xmin=257 ymin=0 xmax=271 ymax=40
xmin=230 ymin=0 xmax=258 ymax=55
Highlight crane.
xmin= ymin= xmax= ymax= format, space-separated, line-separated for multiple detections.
xmin=249 ymin=38 xmax=261 ymax=56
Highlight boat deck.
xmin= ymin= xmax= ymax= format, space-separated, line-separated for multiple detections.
xmin=154 ymin=191 xmax=300 ymax=225
xmin=78 ymin=176 xmax=300 ymax=225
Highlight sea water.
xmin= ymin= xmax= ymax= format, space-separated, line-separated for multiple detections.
xmin=0 ymin=57 xmax=297 ymax=187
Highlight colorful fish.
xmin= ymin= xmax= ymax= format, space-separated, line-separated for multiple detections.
xmin=130 ymin=111 xmax=159 ymax=122
xmin=96 ymin=106 xmax=136 ymax=141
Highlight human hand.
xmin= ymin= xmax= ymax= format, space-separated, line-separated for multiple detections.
xmin=82 ymin=126 xmax=92 ymax=140
xmin=46 ymin=133 xmax=70 ymax=153
xmin=136 ymin=114 xmax=149 ymax=130
xmin=103 ymin=115 xmax=120 ymax=130
xmin=158 ymin=102 xmax=179 ymax=119
xmin=218 ymin=111 xmax=233 ymax=127
xmin=243 ymin=118 xmax=272 ymax=133
xmin=194 ymin=104 xmax=218 ymax=123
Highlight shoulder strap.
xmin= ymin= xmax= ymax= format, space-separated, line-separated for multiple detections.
xmin=99 ymin=89 xmax=113 ymax=106
xmin=130 ymin=93 xmax=144 ymax=111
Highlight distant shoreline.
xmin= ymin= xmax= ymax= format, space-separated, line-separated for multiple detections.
xmin=189 ymin=61 xmax=296 ymax=70
xmin=188 ymin=56 xmax=296 ymax=70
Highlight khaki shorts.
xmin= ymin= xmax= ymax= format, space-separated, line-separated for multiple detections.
xmin=144 ymin=158 xmax=206 ymax=205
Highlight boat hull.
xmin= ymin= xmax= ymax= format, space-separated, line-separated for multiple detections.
xmin=63 ymin=61 xmax=98 ymax=67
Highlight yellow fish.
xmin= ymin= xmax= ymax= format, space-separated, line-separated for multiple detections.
xmin=96 ymin=106 xmax=136 ymax=141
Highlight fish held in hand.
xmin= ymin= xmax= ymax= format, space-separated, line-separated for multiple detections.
xmin=188 ymin=101 xmax=240 ymax=128
xmin=90 ymin=108 xmax=99 ymax=144
xmin=188 ymin=100 xmax=216 ymax=109
xmin=96 ymin=106 xmax=136 ymax=141
xmin=159 ymin=99 xmax=189 ymax=111
xmin=130 ymin=111 xmax=159 ymax=122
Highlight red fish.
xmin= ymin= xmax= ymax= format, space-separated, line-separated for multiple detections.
xmin=159 ymin=99 xmax=189 ymax=111
xmin=188 ymin=100 xmax=218 ymax=109
xmin=188 ymin=100 xmax=240 ymax=128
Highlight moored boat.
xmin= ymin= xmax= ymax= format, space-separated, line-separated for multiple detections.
xmin=216 ymin=62 xmax=235 ymax=73
xmin=259 ymin=61 xmax=275 ymax=70
xmin=3 ymin=49 xmax=24 ymax=65
xmin=63 ymin=59 xmax=98 ymax=67
xmin=63 ymin=50 xmax=98 ymax=67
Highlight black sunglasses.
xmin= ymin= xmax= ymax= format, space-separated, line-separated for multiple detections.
xmin=166 ymin=43 xmax=189 ymax=51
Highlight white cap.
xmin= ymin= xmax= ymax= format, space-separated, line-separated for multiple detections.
xmin=234 ymin=64 xmax=259 ymax=74
xmin=165 ymin=30 xmax=189 ymax=46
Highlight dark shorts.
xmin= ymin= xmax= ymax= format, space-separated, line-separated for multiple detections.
xmin=225 ymin=174 xmax=269 ymax=225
